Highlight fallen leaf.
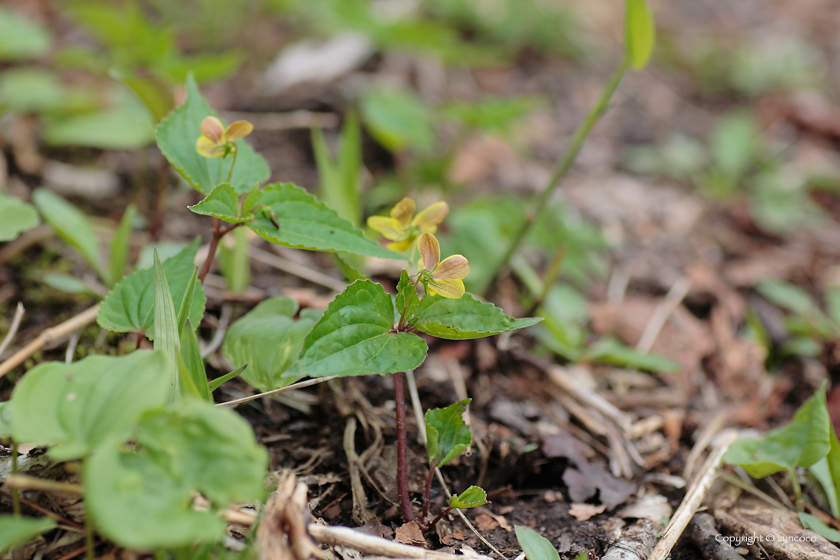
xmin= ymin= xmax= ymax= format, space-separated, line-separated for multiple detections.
xmin=394 ymin=521 xmax=426 ymax=548
xmin=474 ymin=514 xmax=499 ymax=532
xmin=569 ymin=503 xmax=606 ymax=521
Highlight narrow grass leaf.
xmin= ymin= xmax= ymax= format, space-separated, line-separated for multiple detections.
xmin=109 ymin=204 xmax=136 ymax=286
xmin=153 ymin=249 xmax=180 ymax=402
xmin=625 ymin=0 xmax=655 ymax=69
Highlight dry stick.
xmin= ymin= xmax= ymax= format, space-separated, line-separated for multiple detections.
xmin=394 ymin=371 xmax=416 ymax=522
xmin=488 ymin=60 xmax=629 ymax=289
xmin=0 ymin=302 xmax=25 ymax=358
xmin=684 ymin=411 xmax=728 ymax=483
xmin=647 ymin=430 xmax=739 ymax=560
xmin=636 ymin=277 xmax=691 ymax=353
xmin=4 ymin=474 xmax=83 ymax=495
xmin=0 ymin=489 xmax=84 ymax=531
xmin=250 ymin=246 xmax=346 ymax=292
xmin=308 ymin=524 xmax=492 ymax=560
xmin=215 ymin=376 xmax=337 ymax=408
xmin=0 ymin=304 xmax=100 ymax=379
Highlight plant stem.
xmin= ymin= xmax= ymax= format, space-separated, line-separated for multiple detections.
xmin=487 ymin=60 xmax=629 ymax=292
xmin=84 ymin=502 xmax=95 ymax=560
xmin=428 ymin=506 xmax=452 ymax=529
xmin=10 ymin=440 xmax=20 ymax=516
xmin=394 ymin=371 xmax=415 ymax=522
xmin=227 ymin=147 xmax=238 ymax=184
xmin=197 ymin=219 xmax=243 ymax=284
xmin=421 ymin=465 xmax=435 ymax=523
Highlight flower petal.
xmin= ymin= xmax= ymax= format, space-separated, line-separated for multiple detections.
xmin=387 ymin=236 xmax=416 ymax=252
xmin=417 ymin=233 xmax=440 ymax=272
xmin=390 ymin=198 xmax=416 ymax=229
xmin=225 ymin=120 xmax=254 ymax=141
xmin=412 ymin=201 xmax=448 ymax=230
xmin=367 ymin=216 xmax=404 ymax=240
xmin=200 ymin=116 xmax=225 ymax=144
xmin=196 ymin=136 xmax=226 ymax=158
xmin=428 ymin=278 xmax=465 ymax=299
xmin=432 ymin=255 xmax=469 ymax=280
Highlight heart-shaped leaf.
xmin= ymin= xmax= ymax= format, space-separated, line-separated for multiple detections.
xmin=425 ymin=399 xmax=472 ymax=468
xmin=221 ymin=297 xmax=321 ymax=391
xmin=155 ymin=74 xmax=269 ymax=194
xmin=84 ymin=400 xmax=268 ymax=550
xmin=98 ymin=238 xmax=206 ymax=340
xmin=298 ymin=280 xmax=427 ymax=377
xmin=248 ymin=183 xmax=400 ymax=259
xmin=411 ymin=293 xmax=541 ymax=340
xmin=188 ymin=183 xmax=253 ymax=224
xmin=11 ymin=350 xmax=171 ymax=460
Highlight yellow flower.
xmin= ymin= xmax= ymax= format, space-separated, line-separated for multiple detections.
xmin=417 ymin=233 xmax=469 ymax=299
xmin=367 ymin=198 xmax=448 ymax=252
xmin=195 ymin=116 xmax=254 ymax=158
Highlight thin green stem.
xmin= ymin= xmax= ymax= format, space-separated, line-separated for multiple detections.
xmin=10 ymin=440 xmax=20 ymax=516
xmin=85 ymin=502 xmax=95 ymax=560
xmin=227 ymin=146 xmax=238 ymax=184
xmin=487 ymin=60 xmax=629 ymax=293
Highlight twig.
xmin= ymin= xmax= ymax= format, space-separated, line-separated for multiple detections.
xmin=686 ymin=513 xmax=744 ymax=560
xmin=0 ymin=304 xmax=100 ymax=379
xmin=308 ymin=524 xmax=492 ymax=560
xmin=0 ymin=302 xmax=25 ymax=357
xmin=200 ymin=302 xmax=232 ymax=359
xmin=406 ymin=370 xmax=426 ymax=445
xmin=344 ymin=417 xmax=373 ymax=524
xmin=717 ymin=471 xmax=787 ymax=511
xmin=684 ymin=411 xmax=728 ymax=482
xmin=647 ymin=430 xmax=739 ymax=560
xmin=4 ymin=474 xmax=83 ymax=495
xmin=250 ymin=246 xmax=346 ymax=292
xmin=65 ymin=332 xmax=79 ymax=364
xmin=215 ymin=376 xmax=337 ymax=407
xmin=0 ymin=489 xmax=84 ymax=531
xmin=636 ymin=277 xmax=691 ymax=353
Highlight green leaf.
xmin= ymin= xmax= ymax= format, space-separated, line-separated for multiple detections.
xmin=0 ymin=194 xmax=40 ymax=242
xmin=724 ymin=385 xmax=832 ymax=477
xmin=248 ymin=182 xmax=400 ymax=259
xmin=208 ymin=364 xmax=247 ymax=393
xmin=360 ymin=88 xmax=435 ymax=153
xmin=153 ymin=249 xmax=181 ymax=400
xmin=10 ymin=350 xmax=171 ymax=461
xmin=449 ymin=485 xmax=488 ymax=509
xmin=412 ymin=294 xmax=541 ymax=340
xmin=334 ymin=253 xmax=366 ymax=282
xmin=179 ymin=319 xmax=209 ymax=401
xmin=298 ymin=280 xmax=427 ymax=377
xmin=624 ymin=0 xmax=655 ymax=70
xmin=109 ymin=204 xmax=136 ymax=286
xmin=188 ymin=183 xmax=253 ymax=224
xmin=98 ymin=238 xmax=206 ymax=340
xmin=584 ymin=337 xmax=680 ymax=374
xmin=710 ymin=111 xmax=760 ymax=180
xmin=32 ymin=188 xmax=107 ymax=284
xmin=515 ymin=526 xmax=561 ymax=560
xmin=396 ymin=270 xmax=419 ymax=322
xmin=809 ymin=457 xmax=839 ymax=519
xmin=756 ymin=279 xmax=820 ymax=317
xmin=0 ymin=6 xmax=52 ymax=61
xmin=425 ymin=399 xmax=472 ymax=468
xmin=43 ymin=90 xmax=156 ymax=150
xmin=110 ymin=68 xmax=174 ymax=124
xmin=221 ymin=297 xmax=321 ymax=392
xmin=218 ymin=226 xmax=251 ymax=293
xmin=0 ymin=401 xmax=12 ymax=437
xmin=177 ymin=267 xmax=199 ymax=335
xmin=155 ymin=74 xmax=269 ymax=194
xmin=84 ymin=400 xmax=268 ymax=550
xmin=799 ymin=512 xmax=840 ymax=542
xmin=41 ymin=273 xmax=98 ymax=296
xmin=0 ymin=516 xmax=56 ymax=554
xmin=313 ymin=110 xmax=362 ymax=225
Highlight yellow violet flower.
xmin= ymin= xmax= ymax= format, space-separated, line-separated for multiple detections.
xmin=196 ymin=116 xmax=254 ymax=158
xmin=367 ymin=198 xmax=448 ymax=252
xmin=417 ymin=232 xmax=469 ymax=299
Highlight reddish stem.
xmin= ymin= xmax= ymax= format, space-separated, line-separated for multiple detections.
xmin=197 ymin=218 xmax=243 ymax=284
xmin=421 ymin=465 xmax=435 ymax=522
xmin=428 ymin=506 xmax=453 ymax=529
xmin=394 ymin=371 xmax=415 ymax=522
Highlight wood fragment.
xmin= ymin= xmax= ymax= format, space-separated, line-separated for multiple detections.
xmin=257 ymin=471 xmax=324 ymax=560
xmin=648 ymin=430 xmax=738 ymax=560
xmin=601 ymin=520 xmax=658 ymax=560
xmin=0 ymin=304 xmax=100 ymax=379
xmin=686 ymin=513 xmax=745 ymax=560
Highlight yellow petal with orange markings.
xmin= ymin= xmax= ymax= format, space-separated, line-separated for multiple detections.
xmin=196 ymin=136 xmax=226 ymax=158
xmin=428 ymin=278 xmax=465 ymax=299
xmin=417 ymin=233 xmax=440 ymax=272
xmin=200 ymin=116 xmax=225 ymax=144
xmin=387 ymin=236 xmax=416 ymax=252
xmin=390 ymin=198 xmax=416 ymax=229
xmin=225 ymin=120 xmax=254 ymax=141
xmin=432 ymin=255 xmax=469 ymax=280
xmin=412 ymin=201 xmax=448 ymax=230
